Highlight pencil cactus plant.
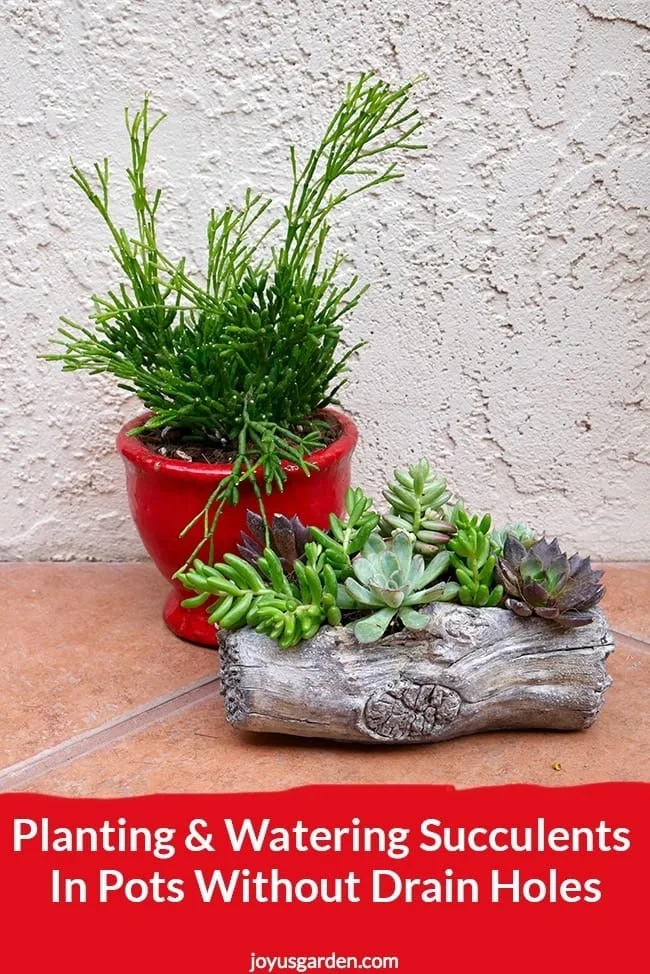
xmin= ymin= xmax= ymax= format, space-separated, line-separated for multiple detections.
xmin=46 ymin=74 xmax=426 ymax=573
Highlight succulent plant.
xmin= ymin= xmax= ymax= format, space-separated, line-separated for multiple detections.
xmin=380 ymin=459 xmax=456 ymax=557
xmin=310 ymin=486 xmax=380 ymax=580
xmin=238 ymin=510 xmax=312 ymax=572
xmin=447 ymin=509 xmax=504 ymax=607
xmin=492 ymin=523 xmax=539 ymax=553
xmin=248 ymin=542 xmax=343 ymax=646
xmin=179 ymin=488 xmax=379 ymax=649
xmin=339 ymin=532 xmax=459 ymax=643
xmin=178 ymin=541 xmax=341 ymax=649
xmin=49 ymin=78 xmax=426 ymax=572
xmin=495 ymin=535 xmax=605 ymax=627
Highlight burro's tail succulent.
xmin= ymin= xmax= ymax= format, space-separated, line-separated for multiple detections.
xmin=381 ymin=459 xmax=456 ymax=556
xmin=339 ymin=532 xmax=459 ymax=643
xmin=495 ymin=535 xmax=605 ymax=627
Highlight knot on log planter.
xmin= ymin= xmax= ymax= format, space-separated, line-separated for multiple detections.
xmin=364 ymin=682 xmax=462 ymax=741
xmin=216 ymin=604 xmax=615 ymax=744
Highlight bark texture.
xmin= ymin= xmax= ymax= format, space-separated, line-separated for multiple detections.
xmin=217 ymin=604 xmax=614 ymax=743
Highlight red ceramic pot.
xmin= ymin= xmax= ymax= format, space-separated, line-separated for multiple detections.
xmin=116 ymin=408 xmax=358 ymax=647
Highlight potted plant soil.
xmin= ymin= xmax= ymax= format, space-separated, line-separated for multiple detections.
xmin=46 ymin=75 xmax=425 ymax=645
xmin=178 ymin=461 xmax=613 ymax=744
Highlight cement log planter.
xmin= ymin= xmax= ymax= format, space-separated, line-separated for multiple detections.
xmin=217 ymin=604 xmax=614 ymax=743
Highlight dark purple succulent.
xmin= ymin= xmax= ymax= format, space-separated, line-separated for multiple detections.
xmin=495 ymin=535 xmax=605 ymax=628
xmin=237 ymin=510 xmax=312 ymax=573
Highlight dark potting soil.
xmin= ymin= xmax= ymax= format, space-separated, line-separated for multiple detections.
xmin=137 ymin=414 xmax=342 ymax=465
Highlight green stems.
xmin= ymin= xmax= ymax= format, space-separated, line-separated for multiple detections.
xmin=447 ymin=511 xmax=504 ymax=607
xmin=46 ymin=76 xmax=425 ymax=566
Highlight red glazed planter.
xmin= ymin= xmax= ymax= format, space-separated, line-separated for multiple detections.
xmin=116 ymin=408 xmax=358 ymax=647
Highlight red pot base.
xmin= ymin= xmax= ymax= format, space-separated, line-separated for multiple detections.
xmin=163 ymin=590 xmax=219 ymax=648
xmin=118 ymin=407 xmax=358 ymax=648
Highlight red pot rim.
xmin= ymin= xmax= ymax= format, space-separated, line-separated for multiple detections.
xmin=116 ymin=406 xmax=358 ymax=481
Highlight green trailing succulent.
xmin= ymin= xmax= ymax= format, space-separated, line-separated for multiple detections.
xmin=381 ymin=459 xmax=456 ymax=555
xmin=447 ymin=509 xmax=504 ymax=607
xmin=495 ymin=535 xmax=605 ymax=627
xmin=338 ymin=532 xmax=459 ymax=644
xmin=178 ymin=541 xmax=340 ymax=649
xmin=251 ymin=542 xmax=343 ymax=645
xmin=178 ymin=486 xmax=377 ymax=648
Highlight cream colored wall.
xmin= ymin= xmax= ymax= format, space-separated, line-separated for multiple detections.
xmin=1 ymin=0 xmax=648 ymax=561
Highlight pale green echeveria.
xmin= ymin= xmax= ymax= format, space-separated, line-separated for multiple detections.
xmin=338 ymin=532 xmax=459 ymax=644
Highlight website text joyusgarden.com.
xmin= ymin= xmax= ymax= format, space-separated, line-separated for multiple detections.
xmin=249 ymin=954 xmax=398 ymax=972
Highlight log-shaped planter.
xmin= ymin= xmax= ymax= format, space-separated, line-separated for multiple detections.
xmin=217 ymin=604 xmax=614 ymax=743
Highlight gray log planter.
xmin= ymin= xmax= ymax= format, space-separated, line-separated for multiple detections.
xmin=217 ymin=604 xmax=614 ymax=744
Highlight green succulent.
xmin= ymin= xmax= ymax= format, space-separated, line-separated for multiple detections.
xmin=447 ymin=508 xmax=504 ymax=607
xmin=249 ymin=542 xmax=343 ymax=645
xmin=310 ymin=486 xmax=380 ymax=580
xmin=178 ymin=488 xmax=379 ymax=649
xmin=48 ymin=77 xmax=426 ymax=570
xmin=178 ymin=541 xmax=340 ymax=649
xmin=339 ymin=532 xmax=459 ymax=643
xmin=492 ymin=522 xmax=539 ymax=553
xmin=495 ymin=535 xmax=605 ymax=627
xmin=380 ymin=459 xmax=456 ymax=556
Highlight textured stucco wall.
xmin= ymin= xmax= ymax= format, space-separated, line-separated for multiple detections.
xmin=1 ymin=0 xmax=648 ymax=562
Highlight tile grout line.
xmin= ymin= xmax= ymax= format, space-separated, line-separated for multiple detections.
xmin=0 ymin=624 xmax=645 ymax=792
xmin=611 ymin=628 xmax=650 ymax=653
xmin=0 ymin=674 xmax=220 ymax=793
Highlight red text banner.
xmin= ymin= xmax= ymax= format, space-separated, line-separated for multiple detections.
xmin=1 ymin=783 xmax=647 ymax=972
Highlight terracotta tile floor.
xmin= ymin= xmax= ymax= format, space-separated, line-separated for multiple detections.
xmin=1 ymin=562 xmax=648 ymax=796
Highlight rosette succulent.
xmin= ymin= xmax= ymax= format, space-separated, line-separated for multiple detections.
xmin=495 ymin=535 xmax=605 ymax=627
xmin=238 ymin=510 xmax=311 ymax=572
xmin=381 ymin=459 xmax=456 ymax=556
xmin=339 ymin=532 xmax=459 ymax=643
